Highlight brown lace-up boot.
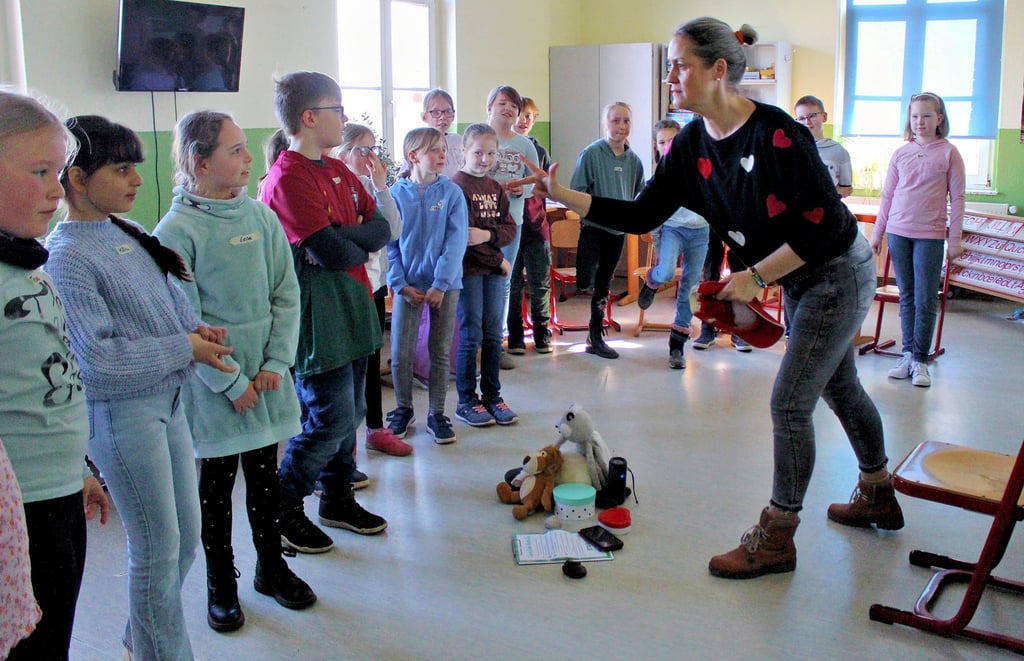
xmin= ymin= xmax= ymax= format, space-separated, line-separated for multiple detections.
xmin=827 ymin=475 xmax=905 ymax=530
xmin=708 ymin=507 xmax=800 ymax=579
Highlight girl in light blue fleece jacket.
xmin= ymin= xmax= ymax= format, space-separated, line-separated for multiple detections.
xmin=386 ymin=127 xmax=468 ymax=444
xmin=155 ymin=111 xmax=315 ymax=632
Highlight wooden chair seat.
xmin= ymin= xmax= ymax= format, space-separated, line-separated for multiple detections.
xmin=869 ymin=440 xmax=1024 ymax=654
xmin=633 ymin=233 xmax=682 ymax=336
xmin=548 ymin=213 xmax=618 ymax=333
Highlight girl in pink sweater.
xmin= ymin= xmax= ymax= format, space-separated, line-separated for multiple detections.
xmin=870 ymin=92 xmax=965 ymax=388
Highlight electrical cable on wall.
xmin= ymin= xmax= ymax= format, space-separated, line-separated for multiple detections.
xmin=148 ymin=91 xmax=161 ymax=222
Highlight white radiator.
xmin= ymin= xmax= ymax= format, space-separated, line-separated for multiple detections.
xmin=965 ymin=201 xmax=1010 ymax=215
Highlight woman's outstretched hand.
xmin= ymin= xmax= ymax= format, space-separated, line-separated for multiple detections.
xmin=509 ymin=158 xmax=562 ymax=200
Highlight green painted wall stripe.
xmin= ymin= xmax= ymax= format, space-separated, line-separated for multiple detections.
xmin=118 ymin=122 xmax=1019 ymax=232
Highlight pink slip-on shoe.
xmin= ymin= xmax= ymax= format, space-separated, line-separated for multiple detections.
xmin=366 ymin=428 xmax=413 ymax=456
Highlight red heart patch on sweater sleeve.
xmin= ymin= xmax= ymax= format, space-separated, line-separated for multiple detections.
xmin=772 ymin=129 xmax=792 ymax=148
xmin=766 ymin=194 xmax=787 ymax=217
xmin=697 ymin=157 xmax=712 ymax=179
xmin=802 ymin=208 xmax=824 ymax=224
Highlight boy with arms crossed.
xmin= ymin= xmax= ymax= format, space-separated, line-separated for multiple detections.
xmin=259 ymin=71 xmax=391 ymax=553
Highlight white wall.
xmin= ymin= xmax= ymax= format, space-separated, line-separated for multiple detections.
xmin=10 ymin=0 xmax=341 ymax=130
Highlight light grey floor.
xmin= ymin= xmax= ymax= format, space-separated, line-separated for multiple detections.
xmin=70 ymin=289 xmax=1024 ymax=660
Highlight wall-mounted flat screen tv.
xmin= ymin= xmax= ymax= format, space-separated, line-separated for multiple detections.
xmin=114 ymin=0 xmax=244 ymax=92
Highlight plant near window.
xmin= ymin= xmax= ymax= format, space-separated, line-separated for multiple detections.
xmin=357 ymin=113 xmax=400 ymax=187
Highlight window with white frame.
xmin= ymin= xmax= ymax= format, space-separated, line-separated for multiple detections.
xmin=841 ymin=0 xmax=1003 ymax=191
xmin=338 ymin=0 xmax=435 ymax=164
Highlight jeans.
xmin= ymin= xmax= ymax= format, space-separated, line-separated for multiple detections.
xmin=8 ymin=492 xmax=86 ymax=661
xmin=280 ymin=359 xmax=367 ymax=506
xmin=457 ymin=273 xmax=506 ymax=404
xmin=886 ymin=233 xmax=945 ymax=363
xmin=771 ymin=235 xmax=887 ymax=511
xmin=508 ymin=239 xmax=552 ymax=342
xmin=650 ymin=225 xmax=710 ymax=330
xmin=391 ymin=292 xmax=459 ymax=413
xmin=499 ymin=224 xmax=523 ymax=337
xmin=88 ymin=389 xmax=199 ymax=661
xmin=576 ymin=225 xmax=625 ymax=323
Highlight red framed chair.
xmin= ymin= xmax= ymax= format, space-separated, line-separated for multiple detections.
xmin=548 ymin=214 xmax=618 ymax=333
xmin=869 ymin=440 xmax=1024 ymax=654
xmin=859 ymin=249 xmax=951 ymax=359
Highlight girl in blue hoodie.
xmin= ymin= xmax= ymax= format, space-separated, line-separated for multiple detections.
xmin=386 ymin=128 xmax=468 ymax=444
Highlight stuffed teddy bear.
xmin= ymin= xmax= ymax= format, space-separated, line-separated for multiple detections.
xmin=555 ymin=404 xmax=611 ymax=490
xmin=497 ymin=444 xmax=563 ymax=520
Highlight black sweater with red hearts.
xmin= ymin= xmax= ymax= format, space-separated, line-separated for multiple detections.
xmin=586 ymin=102 xmax=858 ymax=274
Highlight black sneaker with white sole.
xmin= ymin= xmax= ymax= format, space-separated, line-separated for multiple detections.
xmin=279 ymin=507 xmax=334 ymax=554
xmin=318 ymin=495 xmax=388 ymax=535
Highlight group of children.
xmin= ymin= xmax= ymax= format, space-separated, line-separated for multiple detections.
xmin=0 ymin=60 xmax=964 ymax=657
xmin=0 ymin=73 xmax=557 ymax=660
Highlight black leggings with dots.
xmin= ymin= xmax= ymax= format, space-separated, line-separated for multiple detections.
xmin=199 ymin=443 xmax=281 ymax=569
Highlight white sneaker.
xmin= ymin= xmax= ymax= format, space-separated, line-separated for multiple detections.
xmin=888 ymin=352 xmax=913 ymax=379
xmin=911 ymin=362 xmax=931 ymax=387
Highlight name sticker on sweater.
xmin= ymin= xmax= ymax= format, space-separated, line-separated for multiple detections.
xmin=230 ymin=232 xmax=262 ymax=246
xmin=115 ymin=243 xmax=133 ymax=255
xmin=430 ymin=200 xmax=445 ymax=212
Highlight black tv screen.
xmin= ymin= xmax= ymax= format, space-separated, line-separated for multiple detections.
xmin=114 ymin=0 xmax=244 ymax=92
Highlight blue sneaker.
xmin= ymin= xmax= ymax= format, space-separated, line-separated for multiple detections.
xmin=426 ymin=412 xmax=457 ymax=444
xmin=693 ymin=326 xmax=717 ymax=350
xmin=386 ymin=407 xmax=415 ymax=438
xmin=455 ymin=400 xmax=496 ymax=427
xmin=484 ymin=398 xmax=519 ymax=425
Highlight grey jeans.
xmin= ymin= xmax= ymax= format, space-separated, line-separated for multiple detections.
xmin=771 ymin=234 xmax=887 ymax=511
xmin=391 ymin=290 xmax=460 ymax=413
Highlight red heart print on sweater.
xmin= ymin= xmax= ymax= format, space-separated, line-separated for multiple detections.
xmin=766 ymin=194 xmax=787 ymax=217
xmin=697 ymin=157 xmax=712 ymax=179
xmin=802 ymin=208 xmax=824 ymax=224
xmin=772 ymin=129 xmax=792 ymax=148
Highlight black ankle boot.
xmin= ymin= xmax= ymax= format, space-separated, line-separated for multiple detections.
xmin=668 ymin=329 xmax=687 ymax=369
xmin=207 ymin=562 xmax=244 ymax=632
xmin=254 ymin=557 xmax=317 ymax=610
xmin=586 ymin=322 xmax=619 ymax=359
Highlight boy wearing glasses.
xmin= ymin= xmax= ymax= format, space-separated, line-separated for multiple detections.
xmin=794 ymin=95 xmax=853 ymax=198
xmin=259 ymin=71 xmax=392 ymax=554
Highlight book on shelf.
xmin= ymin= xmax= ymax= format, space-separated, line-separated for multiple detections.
xmin=512 ymin=529 xmax=613 ymax=565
